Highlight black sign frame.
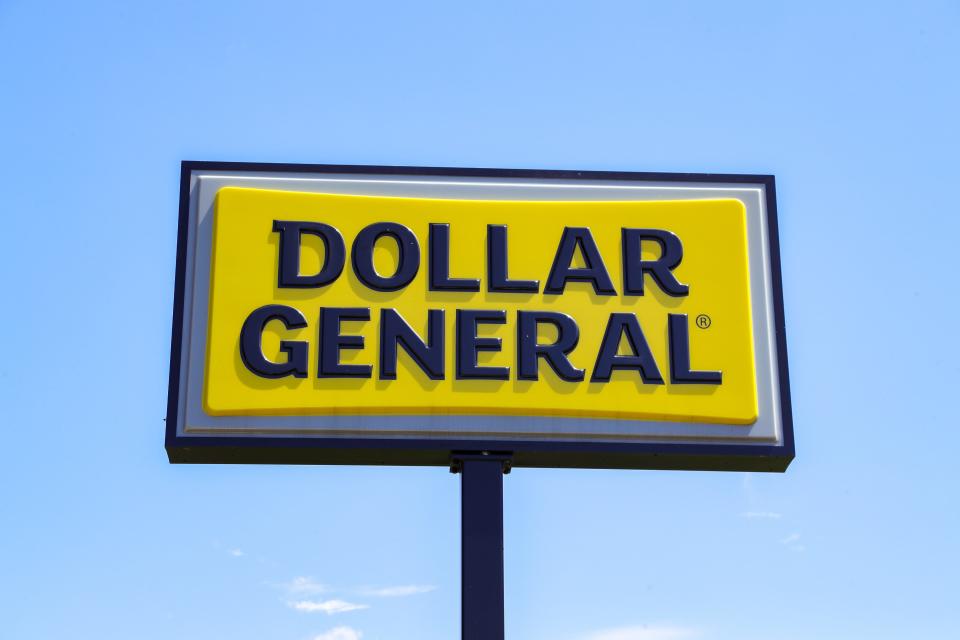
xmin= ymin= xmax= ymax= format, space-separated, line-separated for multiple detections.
xmin=166 ymin=161 xmax=794 ymax=472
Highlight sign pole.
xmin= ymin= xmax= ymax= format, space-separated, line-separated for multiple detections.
xmin=452 ymin=452 xmax=512 ymax=640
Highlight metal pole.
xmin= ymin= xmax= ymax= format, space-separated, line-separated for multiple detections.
xmin=452 ymin=452 xmax=511 ymax=640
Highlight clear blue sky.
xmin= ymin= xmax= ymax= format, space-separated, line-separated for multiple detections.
xmin=1 ymin=2 xmax=958 ymax=639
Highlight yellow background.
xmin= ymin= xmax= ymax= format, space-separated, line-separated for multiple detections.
xmin=204 ymin=187 xmax=757 ymax=424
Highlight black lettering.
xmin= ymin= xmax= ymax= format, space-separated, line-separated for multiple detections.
xmin=456 ymin=309 xmax=509 ymax=379
xmin=318 ymin=307 xmax=372 ymax=378
xmin=517 ymin=311 xmax=584 ymax=381
xmin=544 ymin=227 xmax=616 ymax=295
xmin=591 ymin=313 xmax=664 ymax=383
xmin=668 ymin=314 xmax=722 ymax=384
xmin=622 ymin=229 xmax=689 ymax=296
xmin=239 ymin=304 xmax=309 ymax=378
xmin=429 ymin=223 xmax=480 ymax=292
xmin=379 ymin=309 xmax=445 ymax=380
xmin=352 ymin=222 xmax=420 ymax=291
xmin=273 ymin=220 xmax=346 ymax=288
xmin=487 ymin=225 xmax=539 ymax=293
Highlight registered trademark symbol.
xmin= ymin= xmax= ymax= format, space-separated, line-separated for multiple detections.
xmin=695 ymin=314 xmax=712 ymax=329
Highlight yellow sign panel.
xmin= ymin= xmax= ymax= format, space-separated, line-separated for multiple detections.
xmin=203 ymin=187 xmax=757 ymax=424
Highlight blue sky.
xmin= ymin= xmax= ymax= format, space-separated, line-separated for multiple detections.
xmin=1 ymin=1 xmax=958 ymax=639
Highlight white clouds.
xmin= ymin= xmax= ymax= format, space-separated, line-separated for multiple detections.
xmin=228 ymin=548 xmax=245 ymax=557
xmin=585 ymin=625 xmax=700 ymax=640
xmin=277 ymin=576 xmax=433 ymax=620
xmin=741 ymin=511 xmax=782 ymax=520
xmin=780 ymin=532 xmax=805 ymax=552
xmin=359 ymin=584 xmax=435 ymax=597
xmin=738 ymin=513 xmax=804 ymax=550
xmin=312 ymin=626 xmax=363 ymax=640
xmin=282 ymin=576 xmax=328 ymax=595
xmin=290 ymin=599 xmax=369 ymax=615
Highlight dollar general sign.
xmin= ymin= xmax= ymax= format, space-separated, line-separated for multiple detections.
xmin=166 ymin=163 xmax=793 ymax=471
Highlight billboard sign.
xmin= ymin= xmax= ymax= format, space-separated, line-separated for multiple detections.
xmin=166 ymin=162 xmax=793 ymax=471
